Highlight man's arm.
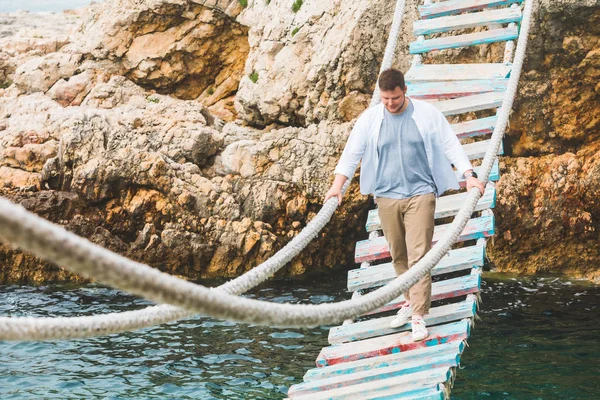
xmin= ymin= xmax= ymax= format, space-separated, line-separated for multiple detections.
xmin=325 ymin=114 xmax=369 ymax=204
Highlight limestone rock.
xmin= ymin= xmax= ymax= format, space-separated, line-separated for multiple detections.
xmin=507 ymin=1 xmax=600 ymax=155
xmin=13 ymin=52 xmax=83 ymax=93
xmin=235 ymin=0 xmax=394 ymax=126
xmin=0 ymin=10 xmax=85 ymax=90
xmin=490 ymin=142 xmax=600 ymax=282
xmin=71 ymin=0 xmax=249 ymax=106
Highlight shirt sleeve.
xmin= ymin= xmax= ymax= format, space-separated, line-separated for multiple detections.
xmin=334 ymin=115 xmax=368 ymax=179
xmin=438 ymin=112 xmax=473 ymax=178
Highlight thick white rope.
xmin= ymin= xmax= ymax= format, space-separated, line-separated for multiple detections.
xmin=371 ymin=0 xmax=407 ymax=107
xmin=0 ymin=188 xmax=346 ymax=340
xmin=0 ymin=0 xmax=534 ymax=339
xmin=0 ymin=0 xmax=407 ymax=340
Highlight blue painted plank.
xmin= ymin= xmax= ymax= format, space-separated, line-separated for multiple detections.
xmin=458 ymin=159 xmax=500 ymax=186
xmin=329 ymin=296 xmax=477 ymax=344
xmin=434 ymin=91 xmax=506 ymax=116
xmin=348 ymin=244 xmax=485 ymax=292
xmin=463 ymin=138 xmax=503 ymax=160
xmin=289 ymin=373 xmax=449 ymax=399
xmin=362 ymin=273 xmax=481 ymax=316
xmin=316 ymin=319 xmax=471 ymax=367
xmin=406 ymin=63 xmax=512 ymax=82
xmin=304 ymin=341 xmax=464 ymax=382
xmin=368 ymin=386 xmax=446 ymax=400
xmin=288 ymin=354 xmax=457 ymax=396
xmin=419 ymin=0 xmax=524 ymax=20
xmin=410 ymin=25 xmax=519 ymax=54
xmin=407 ymin=79 xmax=508 ymax=100
xmin=366 ymin=185 xmax=496 ymax=231
xmin=453 ymin=116 xmax=498 ymax=139
xmin=414 ymin=7 xmax=522 ymax=35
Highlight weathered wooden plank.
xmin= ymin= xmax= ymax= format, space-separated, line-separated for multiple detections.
xmin=348 ymin=243 xmax=485 ymax=292
xmin=452 ymin=116 xmax=498 ymax=139
xmin=365 ymin=386 xmax=446 ymax=400
xmin=316 ymin=319 xmax=471 ymax=367
xmin=458 ymin=159 xmax=500 ymax=186
xmin=329 ymin=296 xmax=477 ymax=344
xmin=463 ymin=138 xmax=504 ymax=160
xmin=366 ymin=185 xmax=495 ymax=232
xmin=407 ymin=79 xmax=508 ymax=100
xmin=410 ymin=25 xmax=519 ymax=54
xmin=289 ymin=371 xmax=449 ymax=399
xmin=362 ymin=273 xmax=481 ymax=316
xmin=304 ymin=341 xmax=464 ymax=382
xmin=434 ymin=91 xmax=506 ymax=116
xmin=414 ymin=7 xmax=522 ymax=35
xmin=355 ymin=214 xmax=494 ymax=263
xmin=419 ymin=0 xmax=524 ymax=20
xmin=288 ymin=352 xmax=457 ymax=396
xmin=406 ymin=63 xmax=512 ymax=82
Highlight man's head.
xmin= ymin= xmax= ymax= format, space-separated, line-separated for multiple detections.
xmin=378 ymin=68 xmax=407 ymax=114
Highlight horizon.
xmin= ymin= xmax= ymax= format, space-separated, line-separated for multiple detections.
xmin=0 ymin=0 xmax=103 ymax=13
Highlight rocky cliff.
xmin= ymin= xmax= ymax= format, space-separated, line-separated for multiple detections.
xmin=0 ymin=0 xmax=598 ymax=283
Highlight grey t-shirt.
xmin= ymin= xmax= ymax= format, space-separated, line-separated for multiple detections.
xmin=374 ymin=101 xmax=436 ymax=199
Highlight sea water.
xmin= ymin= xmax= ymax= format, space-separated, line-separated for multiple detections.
xmin=0 ymin=0 xmax=101 ymax=13
xmin=0 ymin=273 xmax=598 ymax=399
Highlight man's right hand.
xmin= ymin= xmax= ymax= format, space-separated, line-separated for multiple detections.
xmin=324 ymin=187 xmax=343 ymax=205
xmin=324 ymin=174 xmax=348 ymax=205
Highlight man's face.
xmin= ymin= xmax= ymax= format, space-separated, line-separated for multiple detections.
xmin=380 ymin=86 xmax=407 ymax=114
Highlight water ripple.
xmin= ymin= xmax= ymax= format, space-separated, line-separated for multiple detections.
xmin=1 ymin=274 xmax=598 ymax=399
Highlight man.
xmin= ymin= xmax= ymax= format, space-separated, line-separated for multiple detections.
xmin=325 ymin=68 xmax=484 ymax=341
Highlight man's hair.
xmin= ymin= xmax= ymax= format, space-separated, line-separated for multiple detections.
xmin=378 ymin=68 xmax=405 ymax=92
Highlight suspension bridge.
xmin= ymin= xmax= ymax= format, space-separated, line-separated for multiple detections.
xmin=0 ymin=0 xmax=534 ymax=398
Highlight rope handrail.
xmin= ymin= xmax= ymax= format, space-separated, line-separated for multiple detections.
xmin=0 ymin=0 xmax=534 ymax=340
xmin=0 ymin=0 xmax=407 ymax=340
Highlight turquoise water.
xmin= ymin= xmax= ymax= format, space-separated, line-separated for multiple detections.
xmin=0 ymin=0 xmax=102 ymax=13
xmin=0 ymin=273 xmax=598 ymax=399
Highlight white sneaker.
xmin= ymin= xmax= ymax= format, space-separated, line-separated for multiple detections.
xmin=411 ymin=317 xmax=428 ymax=342
xmin=390 ymin=304 xmax=412 ymax=328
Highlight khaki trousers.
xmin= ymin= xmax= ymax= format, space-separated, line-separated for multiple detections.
xmin=376 ymin=193 xmax=435 ymax=315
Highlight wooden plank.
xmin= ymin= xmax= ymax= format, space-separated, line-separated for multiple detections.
xmin=362 ymin=273 xmax=481 ymax=316
xmin=304 ymin=341 xmax=464 ymax=382
xmin=458 ymin=159 xmax=500 ymax=186
xmin=288 ymin=353 xmax=457 ymax=396
xmin=453 ymin=116 xmax=497 ymax=139
xmin=414 ymin=7 xmax=522 ymax=35
xmin=463 ymin=138 xmax=504 ymax=160
xmin=316 ymin=319 xmax=471 ymax=367
xmin=365 ymin=185 xmax=496 ymax=231
xmin=364 ymin=386 xmax=446 ymax=400
xmin=289 ymin=370 xmax=449 ymax=399
xmin=407 ymin=79 xmax=508 ymax=100
xmin=355 ymin=213 xmax=494 ymax=263
xmin=410 ymin=25 xmax=519 ymax=54
xmin=290 ymin=387 xmax=446 ymax=400
xmin=419 ymin=0 xmax=524 ymax=19
xmin=348 ymin=243 xmax=485 ymax=292
xmin=329 ymin=296 xmax=477 ymax=344
xmin=434 ymin=91 xmax=505 ymax=116
xmin=405 ymin=63 xmax=512 ymax=82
